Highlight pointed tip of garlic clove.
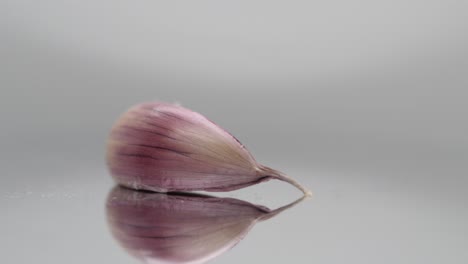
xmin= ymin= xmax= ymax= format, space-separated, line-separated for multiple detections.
xmin=257 ymin=193 xmax=308 ymax=222
xmin=257 ymin=165 xmax=311 ymax=196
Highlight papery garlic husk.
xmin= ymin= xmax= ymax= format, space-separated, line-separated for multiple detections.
xmin=106 ymin=186 xmax=305 ymax=264
xmin=107 ymin=102 xmax=310 ymax=195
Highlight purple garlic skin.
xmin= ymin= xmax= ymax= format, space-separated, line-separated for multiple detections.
xmin=107 ymin=102 xmax=310 ymax=194
xmin=106 ymin=186 xmax=305 ymax=264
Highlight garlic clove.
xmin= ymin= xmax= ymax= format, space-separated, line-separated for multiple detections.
xmin=107 ymin=102 xmax=310 ymax=195
xmin=106 ymin=186 xmax=306 ymax=264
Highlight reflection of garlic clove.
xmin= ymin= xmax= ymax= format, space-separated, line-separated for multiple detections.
xmin=107 ymin=102 xmax=310 ymax=195
xmin=106 ymin=186 xmax=306 ymax=264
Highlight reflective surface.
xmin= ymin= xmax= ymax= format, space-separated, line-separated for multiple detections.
xmin=107 ymin=186 xmax=305 ymax=264
xmin=2 ymin=1 xmax=468 ymax=263
xmin=2 ymin=162 xmax=467 ymax=263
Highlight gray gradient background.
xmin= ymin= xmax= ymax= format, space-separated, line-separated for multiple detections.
xmin=1 ymin=1 xmax=467 ymax=263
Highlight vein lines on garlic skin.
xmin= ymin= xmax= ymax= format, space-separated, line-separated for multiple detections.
xmin=107 ymin=102 xmax=310 ymax=194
